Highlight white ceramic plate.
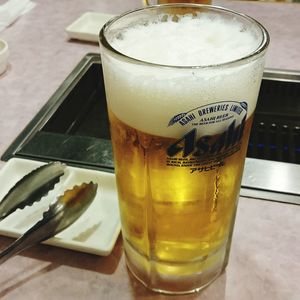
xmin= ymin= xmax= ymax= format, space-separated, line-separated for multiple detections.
xmin=66 ymin=12 xmax=116 ymax=42
xmin=0 ymin=158 xmax=121 ymax=256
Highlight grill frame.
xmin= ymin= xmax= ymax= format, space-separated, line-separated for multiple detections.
xmin=1 ymin=54 xmax=300 ymax=204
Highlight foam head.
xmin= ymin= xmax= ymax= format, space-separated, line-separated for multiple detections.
xmin=100 ymin=5 xmax=268 ymax=137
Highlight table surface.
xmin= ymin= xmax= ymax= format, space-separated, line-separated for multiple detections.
xmin=0 ymin=1 xmax=299 ymax=299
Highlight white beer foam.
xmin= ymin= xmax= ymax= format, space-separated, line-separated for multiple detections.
xmin=111 ymin=14 xmax=257 ymax=67
xmin=102 ymin=14 xmax=265 ymax=138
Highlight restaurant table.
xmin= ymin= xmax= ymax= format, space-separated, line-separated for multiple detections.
xmin=0 ymin=0 xmax=299 ymax=299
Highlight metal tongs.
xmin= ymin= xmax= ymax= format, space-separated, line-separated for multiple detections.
xmin=0 ymin=162 xmax=97 ymax=264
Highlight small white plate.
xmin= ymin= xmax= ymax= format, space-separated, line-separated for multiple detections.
xmin=66 ymin=12 xmax=116 ymax=43
xmin=0 ymin=158 xmax=121 ymax=256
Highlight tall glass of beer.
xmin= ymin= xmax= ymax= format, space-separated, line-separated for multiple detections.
xmin=99 ymin=4 xmax=269 ymax=294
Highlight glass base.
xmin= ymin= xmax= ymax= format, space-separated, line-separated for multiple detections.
xmin=124 ymin=240 xmax=226 ymax=294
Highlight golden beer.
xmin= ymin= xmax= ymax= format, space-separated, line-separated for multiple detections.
xmin=100 ymin=4 xmax=269 ymax=294
xmin=109 ymin=111 xmax=253 ymax=291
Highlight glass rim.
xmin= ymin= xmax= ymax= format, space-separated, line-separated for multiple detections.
xmin=99 ymin=4 xmax=270 ymax=69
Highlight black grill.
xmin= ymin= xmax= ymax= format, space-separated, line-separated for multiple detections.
xmin=1 ymin=53 xmax=300 ymax=170
xmin=247 ymin=79 xmax=300 ymax=164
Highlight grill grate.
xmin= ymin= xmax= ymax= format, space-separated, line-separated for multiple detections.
xmin=1 ymin=53 xmax=300 ymax=169
xmin=247 ymin=119 xmax=300 ymax=163
xmin=247 ymin=78 xmax=300 ymax=164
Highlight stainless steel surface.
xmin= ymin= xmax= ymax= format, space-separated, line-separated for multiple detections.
xmin=0 ymin=182 xmax=97 ymax=264
xmin=241 ymin=158 xmax=300 ymax=205
xmin=0 ymin=162 xmax=66 ymax=220
xmin=263 ymin=68 xmax=300 ymax=82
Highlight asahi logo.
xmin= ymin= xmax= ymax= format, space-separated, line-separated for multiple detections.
xmin=167 ymin=116 xmax=246 ymax=158
xmin=166 ymin=101 xmax=248 ymax=162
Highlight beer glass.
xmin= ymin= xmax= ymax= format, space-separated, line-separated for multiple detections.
xmin=99 ymin=4 xmax=269 ymax=294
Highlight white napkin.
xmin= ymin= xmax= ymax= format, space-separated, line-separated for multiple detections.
xmin=0 ymin=0 xmax=36 ymax=32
